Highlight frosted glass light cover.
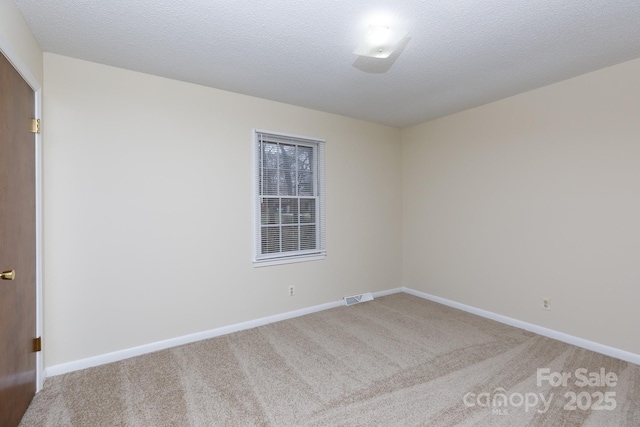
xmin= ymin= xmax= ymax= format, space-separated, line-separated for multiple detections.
xmin=354 ymin=25 xmax=408 ymax=58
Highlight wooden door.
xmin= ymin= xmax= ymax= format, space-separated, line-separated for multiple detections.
xmin=0 ymin=51 xmax=37 ymax=427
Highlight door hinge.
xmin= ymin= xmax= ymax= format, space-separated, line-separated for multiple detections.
xmin=33 ymin=337 xmax=42 ymax=352
xmin=30 ymin=118 xmax=40 ymax=134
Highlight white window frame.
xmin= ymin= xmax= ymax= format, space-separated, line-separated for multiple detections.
xmin=253 ymin=129 xmax=326 ymax=266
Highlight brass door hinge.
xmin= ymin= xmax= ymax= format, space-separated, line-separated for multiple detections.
xmin=30 ymin=118 xmax=40 ymax=134
xmin=33 ymin=337 xmax=42 ymax=352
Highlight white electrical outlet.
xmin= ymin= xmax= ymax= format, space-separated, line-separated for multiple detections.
xmin=542 ymin=298 xmax=551 ymax=310
xmin=289 ymin=285 xmax=295 ymax=296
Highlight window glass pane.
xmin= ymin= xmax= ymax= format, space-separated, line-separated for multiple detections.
xmin=298 ymin=146 xmax=312 ymax=171
xmin=280 ymin=198 xmax=298 ymax=224
xmin=279 ymin=169 xmax=297 ymax=196
xmin=279 ymin=144 xmax=296 ymax=169
xmin=261 ymin=227 xmax=280 ymax=254
xmin=262 ymin=143 xmax=279 ymax=169
xmin=299 ymin=199 xmax=315 ymax=224
xmin=300 ymin=225 xmax=316 ymax=250
xmin=262 ymin=168 xmax=279 ymax=195
xmin=282 ymin=226 xmax=299 ymax=252
xmin=298 ymin=171 xmax=313 ymax=196
xmin=261 ymin=198 xmax=279 ymax=225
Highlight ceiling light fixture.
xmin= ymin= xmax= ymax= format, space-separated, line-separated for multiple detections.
xmin=354 ymin=25 xmax=408 ymax=59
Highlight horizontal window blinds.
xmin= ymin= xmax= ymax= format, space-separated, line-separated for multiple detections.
xmin=254 ymin=131 xmax=325 ymax=263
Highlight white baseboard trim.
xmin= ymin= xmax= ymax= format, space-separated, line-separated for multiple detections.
xmin=46 ymin=299 xmax=345 ymax=378
xmin=402 ymin=287 xmax=640 ymax=366
xmin=46 ymin=288 xmax=403 ymax=378
xmin=46 ymin=288 xmax=405 ymax=378
xmin=48 ymin=285 xmax=636 ymax=379
xmin=372 ymin=287 xmax=404 ymax=298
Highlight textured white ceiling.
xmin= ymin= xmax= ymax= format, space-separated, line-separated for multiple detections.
xmin=15 ymin=0 xmax=640 ymax=128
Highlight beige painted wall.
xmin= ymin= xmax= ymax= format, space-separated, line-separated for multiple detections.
xmin=0 ymin=0 xmax=43 ymax=84
xmin=43 ymin=53 xmax=402 ymax=367
xmin=5 ymin=0 xmax=638 ymax=370
xmin=402 ymin=57 xmax=640 ymax=355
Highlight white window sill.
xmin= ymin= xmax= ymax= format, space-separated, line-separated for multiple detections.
xmin=253 ymin=253 xmax=326 ymax=268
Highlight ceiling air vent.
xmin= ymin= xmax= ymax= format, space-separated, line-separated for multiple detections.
xmin=344 ymin=292 xmax=374 ymax=306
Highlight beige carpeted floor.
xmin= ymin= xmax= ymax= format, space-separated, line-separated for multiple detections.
xmin=20 ymin=293 xmax=640 ymax=426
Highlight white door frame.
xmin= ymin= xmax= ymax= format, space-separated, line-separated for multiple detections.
xmin=0 ymin=36 xmax=44 ymax=392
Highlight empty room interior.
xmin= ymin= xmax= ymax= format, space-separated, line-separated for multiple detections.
xmin=2 ymin=0 xmax=640 ymax=425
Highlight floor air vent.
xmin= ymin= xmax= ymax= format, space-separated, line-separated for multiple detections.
xmin=344 ymin=292 xmax=374 ymax=306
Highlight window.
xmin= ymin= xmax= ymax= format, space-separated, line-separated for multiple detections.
xmin=254 ymin=130 xmax=325 ymax=265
